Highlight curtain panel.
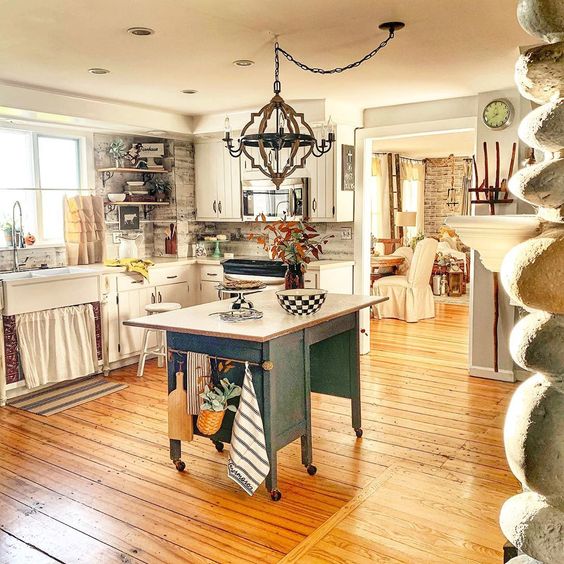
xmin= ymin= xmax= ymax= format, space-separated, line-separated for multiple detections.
xmin=370 ymin=154 xmax=391 ymax=239
xmin=399 ymin=158 xmax=426 ymax=238
xmin=15 ymin=304 xmax=99 ymax=389
xmin=64 ymin=195 xmax=106 ymax=265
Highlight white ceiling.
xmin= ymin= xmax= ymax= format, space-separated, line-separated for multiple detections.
xmin=372 ymin=129 xmax=476 ymax=158
xmin=0 ymin=1 xmax=532 ymax=117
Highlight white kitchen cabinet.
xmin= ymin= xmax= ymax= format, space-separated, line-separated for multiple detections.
xmin=199 ymin=280 xmax=221 ymax=304
xmin=303 ymin=263 xmax=354 ymax=294
xmin=117 ymin=286 xmax=156 ymax=358
xmin=158 ymin=282 xmax=192 ymax=308
xmin=198 ymin=264 xmax=223 ymax=304
xmin=195 ymin=141 xmax=241 ymax=221
xmin=307 ymin=125 xmax=354 ymax=222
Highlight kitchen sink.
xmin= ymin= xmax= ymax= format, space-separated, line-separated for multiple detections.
xmin=0 ymin=266 xmax=102 ymax=315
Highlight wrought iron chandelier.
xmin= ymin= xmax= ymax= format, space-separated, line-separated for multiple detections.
xmin=223 ymin=22 xmax=404 ymax=187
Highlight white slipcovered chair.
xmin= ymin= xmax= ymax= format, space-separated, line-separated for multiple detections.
xmin=390 ymin=246 xmax=414 ymax=276
xmin=373 ymin=238 xmax=438 ymax=322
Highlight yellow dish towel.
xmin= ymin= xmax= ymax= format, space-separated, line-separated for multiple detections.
xmin=104 ymin=258 xmax=155 ymax=280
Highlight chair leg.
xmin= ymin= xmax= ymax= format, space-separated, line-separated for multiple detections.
xmin=137 ymin=329 xmax=151 ymax=378
xmin=157 ymin=330 xmax=165 ymax=368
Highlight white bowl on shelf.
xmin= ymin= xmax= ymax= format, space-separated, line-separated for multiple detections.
xmin=107 ymin=193 xmax=126 ymax=203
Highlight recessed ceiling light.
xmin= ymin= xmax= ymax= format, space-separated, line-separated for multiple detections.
xmin=233 ymin=59 xmax=255 ymax=67
xmin=88 ymin=67 xmax=110 ymax=74
xmin=181 ymin=89 xmax=198 ymax=94
xmin=146 ymin=130 xmax=167 ymax=136
xmin=127 ymin=27 xmax=155 ymax=36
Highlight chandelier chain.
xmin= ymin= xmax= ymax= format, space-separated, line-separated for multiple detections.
xmin=274 ymin=28 xmax=394 ymax=78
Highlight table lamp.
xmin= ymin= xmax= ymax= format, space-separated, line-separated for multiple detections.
xmin=395 ymin=211 xmax=417 ymax=246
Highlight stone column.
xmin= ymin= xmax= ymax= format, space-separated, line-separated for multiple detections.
xmin=499 ymin=1 xmax=564 ymax=562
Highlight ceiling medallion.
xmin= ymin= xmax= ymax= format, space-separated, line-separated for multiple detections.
xmin=224 ymin=21 xmax=404 ymax=187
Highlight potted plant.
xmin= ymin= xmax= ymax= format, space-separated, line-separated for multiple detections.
xmin=2 ymin=221 xmax=13 ymax=247
xmin=249 ymin=216 xmax=333 ymax=289
xmin=197 ymin=377 xmax=241 ymax=436
xmin=107 ymin=139 xmax=127 ymax=168
xmin=149 ymin=178 xmax=171 ymax=202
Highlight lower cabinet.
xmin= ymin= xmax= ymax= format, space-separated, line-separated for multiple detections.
xmin=108 ymin=274 xmax=193 ymax=364
xmin=200 ymin=280 xmax=221 ymax=304
xmin=304 ymin=265 xmax=354 ymax=294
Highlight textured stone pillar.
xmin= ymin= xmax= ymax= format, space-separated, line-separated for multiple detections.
xmin=501 ymin=2 xmax=564 ymax=562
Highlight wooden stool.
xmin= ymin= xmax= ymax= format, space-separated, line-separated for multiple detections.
xmin=137 ymin=302 xmax=181 ymax=378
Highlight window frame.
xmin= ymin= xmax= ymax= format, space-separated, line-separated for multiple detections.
xmin=0 ymin=124 xmax=92 ymax=246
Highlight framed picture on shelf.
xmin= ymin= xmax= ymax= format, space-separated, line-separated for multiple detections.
xmin=118 ymin=206 xmax=141 ymax=231
xmin=341 ymin=144 xmax=355 ymax=191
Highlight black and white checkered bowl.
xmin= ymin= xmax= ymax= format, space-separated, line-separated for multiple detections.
xmin=276 ymin=289 xmax=328 ymax=316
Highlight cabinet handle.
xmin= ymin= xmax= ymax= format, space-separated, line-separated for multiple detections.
xmin=312 ymin=198 xmax=317 ymax=212
xmin=131 ymin=279 xmax=143 ymax=284
xmin=206 ymin=273 xmax=218 ymax=277
xmin=213 ymin=200 xmax=217 ymax=213
xmin=166 ymin=275 xmax=178 ymax=279
xmin=218 ymin=200 xmax=222 ymax=214
xmin=158 ymin=292 xmax=162 ymax=303
xmin=151 ymin=292 xmax=155 ymax=304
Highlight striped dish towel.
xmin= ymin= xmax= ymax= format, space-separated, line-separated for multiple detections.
xmin=185 ymin=352 xmax=212 ymax=415
xmin=228 ymin=362 xmax=270 ymax=495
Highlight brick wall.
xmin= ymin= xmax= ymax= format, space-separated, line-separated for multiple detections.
xmin=424 ymin=156 xmax=471 ymax=237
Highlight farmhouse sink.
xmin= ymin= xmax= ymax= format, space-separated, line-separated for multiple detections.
xmin=0 ymin=266 xmax=102 ymax=315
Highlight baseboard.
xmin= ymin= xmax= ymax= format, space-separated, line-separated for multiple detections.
xmin=469 ymin=365 xmax=515 ymax=383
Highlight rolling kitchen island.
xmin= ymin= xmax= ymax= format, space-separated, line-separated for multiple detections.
xmin=125 ymin=291 xmax=385 ymax=500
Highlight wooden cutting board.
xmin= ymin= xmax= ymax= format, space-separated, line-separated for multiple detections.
xmin=168 ymin=371 xmax=193 ymax=441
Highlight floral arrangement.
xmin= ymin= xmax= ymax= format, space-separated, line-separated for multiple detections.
xmin=407 ymin=232 xmax=424 ymax=250
xmin=248 ymin=216 xmax=333 ymax=266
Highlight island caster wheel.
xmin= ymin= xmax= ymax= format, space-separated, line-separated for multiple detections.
xmin=355 ymin=428 xmax=363 ymax=438
xmin=214 ymin=441 xmax=224 ymax=453
xmin=306 ymin=464 xmax=317 ymax=476
xmin=270 ymin=489 xmax=282 ymax=502
xmin=173 ymin=459 xmax=186 ymax=472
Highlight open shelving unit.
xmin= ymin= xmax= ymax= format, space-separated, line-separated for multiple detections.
xmin=103 ymin=200 xmax=170 ymax=219
xmin=97 ymin=167 xmax=168 ymax=187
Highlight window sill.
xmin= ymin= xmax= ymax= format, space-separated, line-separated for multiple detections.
xmin=0 ymin=242 xmax=66 ymax=251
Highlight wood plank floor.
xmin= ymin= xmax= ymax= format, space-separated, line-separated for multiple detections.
xmin=0 ymin=303 xmax=519 ymax=563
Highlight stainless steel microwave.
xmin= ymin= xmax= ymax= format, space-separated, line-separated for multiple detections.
xmin=242 ymin=178 xmax=308 ymax=222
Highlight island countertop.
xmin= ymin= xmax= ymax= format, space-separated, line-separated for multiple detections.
xmin=124 ymin=291 xmax=385 ymax=342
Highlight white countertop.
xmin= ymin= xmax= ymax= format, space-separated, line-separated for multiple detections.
xmin=83 ymin=256 xmax=354 ymax=274
xmin=125 ymin=291 xmax=383 ymax=343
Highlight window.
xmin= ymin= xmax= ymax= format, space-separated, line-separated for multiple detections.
xmin=0 ymin=127 xmax=85 ymax=245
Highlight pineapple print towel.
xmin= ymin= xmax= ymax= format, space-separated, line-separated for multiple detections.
xmin=227 ymin=362 xmax=270 ymax=495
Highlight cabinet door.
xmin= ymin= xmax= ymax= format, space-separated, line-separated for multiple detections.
xmin=106 ymin=291 xmax=120 ymax=363
xmin=199 ymin=280 xmax=221 ymax=304
xmin=118 ymin=287 xmax=156 ymax=357
xmin=157 ymin=282 xmax=191 ymax=308
xmin=217 ymin=149 xmax=242 ymax=221
xmin=195 ymin=143 xmax=219 ymax=220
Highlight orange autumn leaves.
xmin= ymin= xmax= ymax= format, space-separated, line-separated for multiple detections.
xmin=248 ymin=214 xmax=333 ymax=265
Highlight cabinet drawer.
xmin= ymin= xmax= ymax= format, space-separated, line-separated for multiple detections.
xmin=116 ymin=273 xmax=149 ymax=292
xmin=200 ymin=265 xmax=223 ymax=282
xmin=150 ymin=267 xmax=191 ymax=287
xmin=304 ymin=272 xmax=319 ymax=289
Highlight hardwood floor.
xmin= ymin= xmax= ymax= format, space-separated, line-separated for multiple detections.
xmin=0 ymin=303 xmax=518 ymax=563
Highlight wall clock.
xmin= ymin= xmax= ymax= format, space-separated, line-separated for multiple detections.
xmin=482 ymin=98 xmax=514 ymax=130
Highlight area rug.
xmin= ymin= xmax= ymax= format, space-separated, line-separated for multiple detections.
xmin=8 ymin=376 xmax=127 ymax=416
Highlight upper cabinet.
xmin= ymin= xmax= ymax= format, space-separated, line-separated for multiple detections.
xmin=195 ymin=141 xmax=241 ymax=222
xmin=195 ymin=124 xmax=354 ymax=223
xmin=308 ymin=124 xmax=354 ymax=223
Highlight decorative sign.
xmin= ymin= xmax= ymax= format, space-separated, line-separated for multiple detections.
xmin=118 ymin=205 xmax=140 ymax=230
xmin=342 ymin=145 xmax=355 ymax=191
xmin=138 ymin=143 xmax=165 ymax=158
